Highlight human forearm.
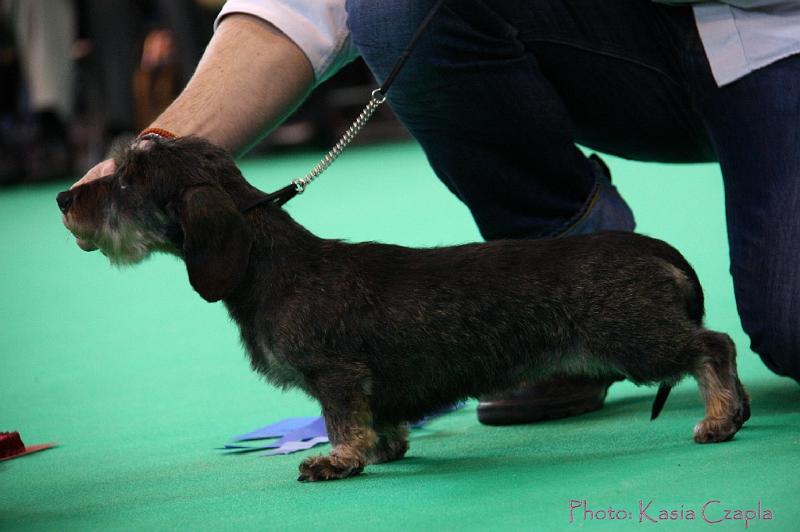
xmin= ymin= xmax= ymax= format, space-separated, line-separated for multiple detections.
xmin=149 ymin=13 xmax=314 ymax=155
xmin=72 ymin=13 xmax=314 ymax=188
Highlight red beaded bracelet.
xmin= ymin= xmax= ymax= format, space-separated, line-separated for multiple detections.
xmin=138 ymin=127 xmax=177 ymax=140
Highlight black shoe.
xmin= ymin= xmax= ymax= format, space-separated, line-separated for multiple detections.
xmin=477 ymin=376 xmax=621 ymax=426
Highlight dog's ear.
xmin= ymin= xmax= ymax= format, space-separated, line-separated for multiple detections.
xmin=176 ymin=185 xmax=253 ymax=302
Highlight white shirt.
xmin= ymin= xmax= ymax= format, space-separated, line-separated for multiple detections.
xmin=215 ymin=0 xmax=800 ymax=87
xmin=692 ymin=2 xmax=800 ymax=85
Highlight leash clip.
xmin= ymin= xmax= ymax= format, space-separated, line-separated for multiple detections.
xmin=292 ymin=178 xmax=307 ymax=194
xmin=371 ymin=88 xmax=387 ymax=105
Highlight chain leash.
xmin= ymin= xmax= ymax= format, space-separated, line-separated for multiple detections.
xmin=291 ymin=89 xmax=387 ymax=194
xmin=241 ymin=0 xmax=444 ymax=212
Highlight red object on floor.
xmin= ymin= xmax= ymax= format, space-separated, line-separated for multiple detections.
xmin=0 ymin=431 xmax=56 ymax=462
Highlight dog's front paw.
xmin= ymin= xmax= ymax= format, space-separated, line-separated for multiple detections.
xmin=297 ymin=455 xmax=364 ymax=482
xmin=693 ymin=417 xmax=738 ymax=443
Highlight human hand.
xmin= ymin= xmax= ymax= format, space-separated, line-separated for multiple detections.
xmin=67 ymin=159 xmax=117 ymax=251
xmin=71 ymin=158 xmax=116 ymax=190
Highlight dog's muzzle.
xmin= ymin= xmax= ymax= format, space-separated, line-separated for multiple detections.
xmin=57 ymin=190 xmax=99 ymax=252
xmin=56 ymin=191 xmax=73 ymax=214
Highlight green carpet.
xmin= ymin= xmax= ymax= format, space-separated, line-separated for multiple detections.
xmin=1 ymin=142 xmax=798 ymax=531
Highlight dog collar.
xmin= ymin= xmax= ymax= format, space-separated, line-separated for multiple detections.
xmin=240 ymin=184 xmax=299 ymax=213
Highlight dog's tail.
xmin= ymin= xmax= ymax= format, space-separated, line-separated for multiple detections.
xmin=650 ymin=383 xmax=673 ymax=420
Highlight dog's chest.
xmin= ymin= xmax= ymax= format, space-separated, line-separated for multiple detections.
xmin=248 ymin=336 xmax=306 ymax=390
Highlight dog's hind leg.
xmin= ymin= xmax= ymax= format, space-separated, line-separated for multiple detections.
xmin=369 ymin=424 xmax=409 ymax=464
xmin=298 ymin=392 xmax=378 ymax=482
xmin=687 ymin=331 xmax=751 ymax=443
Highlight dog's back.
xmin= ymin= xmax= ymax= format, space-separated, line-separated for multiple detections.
xmin=232 ymin=215 xmax=704 ymax=423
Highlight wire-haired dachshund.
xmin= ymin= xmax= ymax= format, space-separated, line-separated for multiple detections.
xmin=57 ymin=136 xmax=750 ymax=481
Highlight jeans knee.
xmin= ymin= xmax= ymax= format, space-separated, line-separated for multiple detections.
xmin=753 ymin=333 xmax=800 ymax=383
xmin=741 ymin=305 xmax=800 ymax=383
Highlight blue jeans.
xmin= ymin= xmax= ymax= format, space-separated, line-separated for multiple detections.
xmin=345 ymin=0 xmax=800 ymax=383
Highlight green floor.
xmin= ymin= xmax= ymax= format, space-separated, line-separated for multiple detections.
xmin=1 ymin=142 xmax=798 ymax=531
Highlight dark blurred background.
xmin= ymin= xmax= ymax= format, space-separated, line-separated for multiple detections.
xmin=0 ymin=0 xmax=407 ymax=185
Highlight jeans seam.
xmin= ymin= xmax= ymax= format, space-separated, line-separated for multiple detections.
xmin=526 ymin=37 xmax=685 ymax=92
xmin=441 ymin=1 xmax=520 ymax=44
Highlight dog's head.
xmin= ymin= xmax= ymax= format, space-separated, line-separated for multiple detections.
xmin=57 ymin=136 xmax=254 ymax=302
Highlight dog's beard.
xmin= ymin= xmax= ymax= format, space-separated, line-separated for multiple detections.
xmin=87 ymin=208 xmax=172 ymax=266
xmin=99 ymin=224 xmax=153 ymax=266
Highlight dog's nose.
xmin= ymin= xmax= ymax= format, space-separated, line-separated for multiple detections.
xmin=56 ymin=191 xmax=73 ymax=214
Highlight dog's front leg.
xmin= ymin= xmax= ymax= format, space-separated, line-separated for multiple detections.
xmin=298 ymin=392 xmax=377 ymax=482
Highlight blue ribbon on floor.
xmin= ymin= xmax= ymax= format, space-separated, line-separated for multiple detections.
xmin=221 ymin=402 xmax=464 ymax=457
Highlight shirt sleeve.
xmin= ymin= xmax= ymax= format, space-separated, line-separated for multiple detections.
xmin=214 ymin=0 xmax=360 ymax=85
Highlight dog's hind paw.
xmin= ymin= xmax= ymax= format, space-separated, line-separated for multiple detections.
xmin=693 ymin=417 xmax=738 ymax=443
xmin=297 ymin=455 xmax=364 ymax=482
